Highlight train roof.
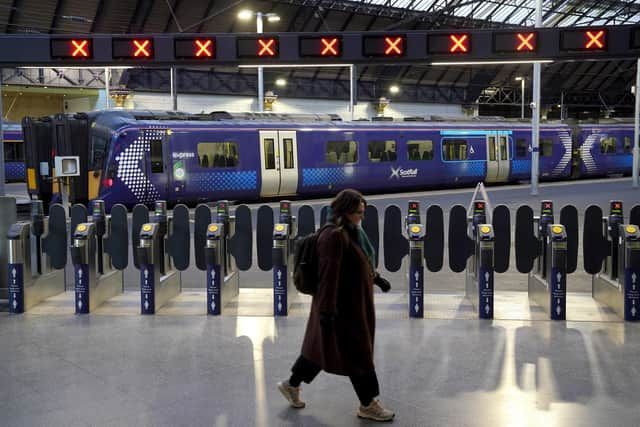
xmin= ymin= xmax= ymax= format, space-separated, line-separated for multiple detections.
xmin=90 ymin=109 xmax=573 ymax=131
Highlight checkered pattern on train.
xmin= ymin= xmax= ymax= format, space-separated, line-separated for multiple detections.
xmin=302 ymin=168 xmax=347 ymax=187
xmin=511 ymin=160 xmax=531 ymax=175
xmin=114 ymin=128 xmax=162 ymax=204
xmin=193 ymin=171 xmax=257 ymax=191
xmin=5 ymin=162 xmax=25 ymax=180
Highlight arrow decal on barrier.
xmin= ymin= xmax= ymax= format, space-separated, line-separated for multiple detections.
xmin=12 ymin=268 xmax=16 ymax=277
xmin=485 ymin=304 xmax=490 ymax=315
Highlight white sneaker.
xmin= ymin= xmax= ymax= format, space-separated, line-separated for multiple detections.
xmin=357 ymin=398 xmax=395 ymax=422
xmin=277 ymin=381 xmax=306 ymax=409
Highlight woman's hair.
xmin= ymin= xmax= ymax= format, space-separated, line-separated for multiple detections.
xmin=330 ymin=189 xmax=366 ymax=225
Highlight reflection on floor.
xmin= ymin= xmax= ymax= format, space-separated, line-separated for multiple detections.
xmin=1 ymin=290 xmax=639 ymax=426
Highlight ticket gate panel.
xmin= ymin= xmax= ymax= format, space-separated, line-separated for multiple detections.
xmin=132 ymin=204 xmax=150 ymax=270
xmin=168 ymin=204 xmax=190 ymax=271
xmin=106 ymin=204 xmax=129 ymax=271
xmin=257 ymin=205 xmax=274 ymax=271
xmin=70 ymin=204 xmax=88 ymax=242
xmin=230 ymin=205 xmax=252 ymax=271
xmin=194 ymin=204 xmax=212 ymax=271
xmin=583 ymin=205 xmax=609 ymax=275
xmin=631 ymin=205 xmax=640 ymax=227
xmin=320 ymin=205 xmax=330 ymax=227
xmin=492 ymin=205 xmax=511 ymax=274
xmin=560 ymin=205 xmax=579 ymax=274
xmin=424 ymin=205 xmax=444 ymax=272
xmin=363 ymin=205 xmax=379 ymax=268
xmin=515 ymin=206 xmax=537 ymax=274
xmin=297 ymin=205 xmax=315 ymax=237
xmin=383 ymin=205 xmax=408 ymax=273
xmin=448 ymin=205 xmax=474 ymax=273
xmin=44 ymin=204 xmax=68 ymax=270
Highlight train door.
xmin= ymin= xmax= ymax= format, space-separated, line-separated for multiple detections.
xmin=485 ymin=131 xmax=510 ymax=182
xmin=142 ymin=131 xmax=169 ymax=202
xmin=259 ymin=130 xmax=299 ymax=197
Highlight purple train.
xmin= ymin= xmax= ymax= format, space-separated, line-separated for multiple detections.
xmin=2 ymin=122 xmax=26 ymax=181
xmin=21 ymin=110 xmax=637 ymax=209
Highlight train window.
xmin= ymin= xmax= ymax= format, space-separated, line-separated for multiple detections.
xmin=150 ymin=139 xmax=164 ymax=173
xmin=624 ymin=137 xmax=632 ymax=154
xmin=515 ymin=139 xmax=528 ymax=158
xmin=4 ymin=142 xmax=18 ymax=161
xmin=368 ymin=140 xmax=396 ymax=162
xmin=442 ymin=139 xmax=468 ymax=161
xmin=262 ymin=139 xmax=276 ymax=169
xmin=407 ymin=140 xmax=433 ymax=161
xmin=488 ymin=136 xmax=496 ymax=161
xmin=600 ymin=136 xmax=617 ymax=154
xmin=198 ymin=142 xmax=240 ymax=168
xmin=90 ymin=135 xmax=108 ymax=170
xmin=283 ymin=138 xmax=294 ymax=169
xmin=540 ymin=138 xmax=553 ymax=157
xmin=499 ymin=136 xmax=508 ymax=160
xmin=326 ymin=141 xmax=357 ymax=164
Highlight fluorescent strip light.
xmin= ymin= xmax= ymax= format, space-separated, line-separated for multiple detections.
xmin=19 ymin=66 xmax=134 ymax=70
xmin=431 ymin=60 xmax=553 ymax=66
xmin=239 ymin=63 xmax=354 ymax=69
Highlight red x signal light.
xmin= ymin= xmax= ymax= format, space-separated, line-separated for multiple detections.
xmin=71 ymin=39 xmax=90 ymax=57
xmin=585 ymin=30 xmax=605 ymax=49
xmin=133 ymin=39 xmax=151 ymax=57
xmin=384 ymin=37 xmax=404 ymax=55
xmin=258 ymin=38 xmax=277 ymax=57
xmin=321 ymin=37 xmax=339 ymax=56
xmin=516 ymin=33 xmax=535 ymax=51
xmin=195 ymin=39 xmax=213 ymax=57
xmin=450 ymin=34 xmax=469 ymax=53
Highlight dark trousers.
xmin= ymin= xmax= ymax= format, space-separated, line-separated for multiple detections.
xmin=289 ymin=355 xmax=380 ymax=407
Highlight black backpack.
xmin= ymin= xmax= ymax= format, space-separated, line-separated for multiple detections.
xmin=293 ymin=224 xmax=334 ymax=295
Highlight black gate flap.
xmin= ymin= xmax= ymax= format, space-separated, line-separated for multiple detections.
xmin=631 ymin=204 xmax=640 ymax=227
xmin=168 ymin=204 xmax=190 ymax=271
xmin=107 ymin=204 xmax=129 ymax=270
xmin=583 ymin=205 xmax=609 ymax=275
xmin=383 ymin=205 xmax=408 ymax=272
xmin=297 ymin=205 xmax=316 ymax=237
xmin=424 ymin=205 xmax=444 ymax=272
xmin=131 ymin=204 xmax=149 ymax=270
xmin=257 ymin=205 xmax=274 ymax=271
xmin=44 ymin=204 xmax=67 ymax=269
xmin=194 ymin=204 xmax=211 ymax=271
xmin=492 ymin=205 xmax=511 ymax=274
xmin=320 ymin=205 xmax=331 ymax=226
xmin=448 ymin=205 xmax=474 ymax=273
xmin=363 ymin=204 xmax=379 ymax=268
xmin=515 ymin=205 xmax=537 ymax=274
xmin=560 ymin=205 xmax=579 ymax=274
xmin=70 ymin=204 xmax=88 ymax=241
xmin=230 ymin=205 xmax=252 ymax=271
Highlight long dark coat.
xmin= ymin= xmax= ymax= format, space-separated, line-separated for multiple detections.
xmin=301 ymin=224 xmax=376 ymax=377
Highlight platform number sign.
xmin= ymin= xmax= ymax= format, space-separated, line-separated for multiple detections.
xmin=493 ymin=32 xmax=537 ymax=53
xmin=50 ymin=38 xmax=92 ymax=59
xmin=112 ymin=38 xmax=153 ymax=59
xmin=363 ymin=35 xmax=405 ymax=57
xmin=175 ymin=38 xmax=215 ymax=58
xmin=299 ymin=36 xmax=341 ymax=57
xmin=427 ymin=33 xmax=471 ymax=54
xmin=237 ymin=37 xmax=278 ymax=58
xmin=560 ymin=29 xmax=607 ymax=51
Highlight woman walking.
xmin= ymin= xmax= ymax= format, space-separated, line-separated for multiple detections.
xmin=277 ymin=189 xmax=394 ymax=422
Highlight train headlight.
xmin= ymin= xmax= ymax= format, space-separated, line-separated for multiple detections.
xmin=174 ymin=167 xmax=185 ymax=180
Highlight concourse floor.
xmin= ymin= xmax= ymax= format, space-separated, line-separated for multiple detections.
xmin=1 ymin=290 xmax=640 ymax=427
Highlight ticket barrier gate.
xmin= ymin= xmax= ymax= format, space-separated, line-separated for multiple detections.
xmin=384 ymin=201 xmax=444 ymax=317
xmin=194 ymin=201 xmax=252 ymax=315
xmin=584 ymin=201 xmax=640 ymax=321
xmin=133 ymin=201 xmax=190 ymax=314
xmin=69 ymin=201 xmax=128 ymax=313
xmin=7 ymin=202 xmax=67 ymax=313
xmin=516 ymin=201 xmax=578 ymax=320
xmin=448 ymin=201 xmax=510 ymax=319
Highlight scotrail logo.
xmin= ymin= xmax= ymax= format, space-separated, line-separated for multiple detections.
xmin=389 ymin=167 xmax=418 ymax=179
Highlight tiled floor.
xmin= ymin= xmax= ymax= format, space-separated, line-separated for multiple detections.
xmin=2 ymin=290 xmax=640 ymax=426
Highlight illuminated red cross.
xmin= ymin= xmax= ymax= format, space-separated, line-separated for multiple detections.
xmin=71 ymin=40 xmax=89 ymax=57
xmin=321 ymin=38 xmax=338 ymax=56
xmin=586 ymin=30 xmax=605 ymax=49
xmin=517 ymin=33 xmax=535 ymax=51
xmin=450 ymin=34 xmax=468 ymax=53
xmin=133 ymin=39 xmax=151 ymax=57
xmin=384 ymin=37 xmax=403 ymax=55
xmin=258 ymin=38 xmax=276 ymax=56
xmin=195 ymin=39 xmax=213 ymax=57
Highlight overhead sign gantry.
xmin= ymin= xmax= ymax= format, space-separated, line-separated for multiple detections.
xmin=0 ymin=25 xmax=638 ymax=66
